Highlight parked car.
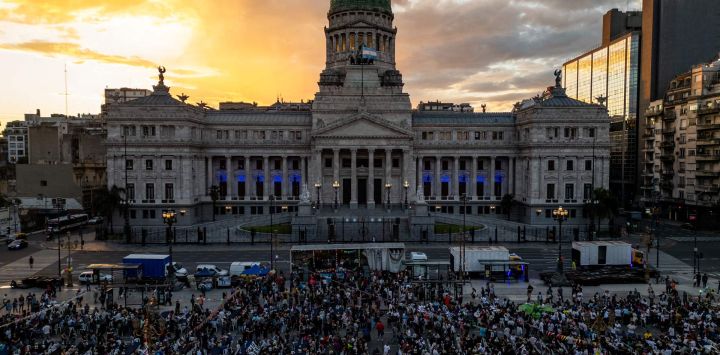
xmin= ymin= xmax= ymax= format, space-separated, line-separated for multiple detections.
xmin=5 ymin=233 xmax=28 ymax=245
xmin=7 ymin=239 xmax=28 ymax=250
xmin=171 ymin=262 xmax=188 ymax=278
xmin=88 ymin=216 xmax=104 ymax=225
xmin=78 ymin=271 xmax=113 ymax=284
xmin=195 ymin=264 xmax=228 ymax=277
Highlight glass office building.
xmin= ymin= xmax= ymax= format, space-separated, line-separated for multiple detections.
xmin=563 ymin=32 xmax=640 ymax=204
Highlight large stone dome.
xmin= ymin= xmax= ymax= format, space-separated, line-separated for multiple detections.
xmin=329 ymin=0 xmax=392 ymax=15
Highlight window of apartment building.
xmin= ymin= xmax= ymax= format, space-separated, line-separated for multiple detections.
xmin=546 ymin=184 xmax=555 ymax=200
xmin=588 ymin=127 xmax=596 ymax=138
xmin=583 ymin=184 xmax=592 ymax=200
xmin=270 ymin=130 xmax=279 ymax=140
xmin=679 ymin=148 xmax=686 ymax=158
xmin=566 ymin=160 xmax=574 ymax=171
xmin=492 ymin=131 xmax=504 ymax=140
xmin=547 ymin=160 xmax=555 ymax=171
xmin=142 ymin=126 xmax=156 ymax=137
xmin=585 ymin=160 xmax=592 ymax=171
xmin=165 ymin=183 xmax=174 ymax=200
xmin=145 ymin=184 xmax=155 ymax=200
xmin=127 ymin=184 xmax=135 ymax=200
xmin=474 ymin=131 xmax=486 ymax=140
xmin=254 ymin=130 xmax=266 ymax=140
xmin=680 ymin=134 xmax=686 ymax=144
xmin=422 ymin=131 xmax=434 ymax=140
xmin=123 ymin=125 xmax=137 ymax=136
xmin=40 ymin=180 xmax=47 ymax=187
xmin=159 ymin=126 xmax=175 ymax=138
xmin=165 ymin=160 xmax=173 ymax=170
xmin=457 ymin=131 xmax=469 ymax=141
xmin=145 ymin=159 xmax=153 ymax=170
xmin=564 ymin=127 xmax=577 ymax=139
xmin=565 ymin=184 xmax=574 ymax=200
xmin=125 ymin=159 xmax=134 ymax=170
xmin=547 ymin=127 xmax=559 ymax=139
xmin=439 ymin=132 xmax=451 ymax=140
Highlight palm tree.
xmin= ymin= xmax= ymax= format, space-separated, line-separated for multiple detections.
xmin=500 ymin=194 xmax=515 ymax=220
xmin=94 ymin=185 xmax=125 ymax=234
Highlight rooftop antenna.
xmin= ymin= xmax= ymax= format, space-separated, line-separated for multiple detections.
xmin=63 ymin=63 xmax=70 ymax=117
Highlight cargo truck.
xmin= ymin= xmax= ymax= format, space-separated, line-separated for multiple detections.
xmin=122 ymin=254 xmax=170 ymax=280
xmin=571 ymin=241 xmax=639 ymax=268
xmin=449 ymin=246 xmax=510 ymax=273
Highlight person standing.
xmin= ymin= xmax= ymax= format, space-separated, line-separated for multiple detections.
xmin=28 ymin=256 xmax=33 ymax=269
xmin=702 ymin=273 xmax=709 ymax=289
xmin=526 ymin=284 xmax=534 ymax=303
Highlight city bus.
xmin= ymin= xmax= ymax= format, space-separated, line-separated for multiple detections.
xmin=47 ymin=214 xmax=89 ymax=234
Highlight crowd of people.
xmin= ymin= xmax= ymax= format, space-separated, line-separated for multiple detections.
xmin=1 ymin=269 xmax=720 ymax=354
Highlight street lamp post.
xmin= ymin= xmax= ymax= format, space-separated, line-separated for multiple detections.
xmin=314 ymin=182 xmax=322 ymax=208
xmin=385 ymin=183 xmax=392 ymax=210
xmin=161 ymin=209 xmax=177 ymax=286
xmin=460 ymin=194 xmax=468 ymax=281
xmin=269 ymin=195 xmax=275 ymax=270
xmin=403 ymin=180 xmax=410 ymax=210
xmin=332 ymin=181 xmax=340 ymax=211
xmin=552 ymin=206 xmax=569 ymax=274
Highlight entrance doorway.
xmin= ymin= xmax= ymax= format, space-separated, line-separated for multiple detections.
xmin=342 ymin=179 xmax=351 ymax=205
xmin=358 ymin=178 xmax=367 ymax=205
xmin=374 ymin=179 xmax=382 ymax=205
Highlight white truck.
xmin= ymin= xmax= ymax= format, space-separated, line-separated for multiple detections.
xmin=571 ymin=241 xmax=633 ymax=267
xmin=449 ymin=246 xmax=510 ymax=273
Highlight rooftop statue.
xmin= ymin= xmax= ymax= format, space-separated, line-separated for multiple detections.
xmin=554 ymin=69 xmax=562 ymax=87
xmin=158 ymin=66 xmax=166 ymax=85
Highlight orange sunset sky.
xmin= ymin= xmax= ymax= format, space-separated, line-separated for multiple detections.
xmin=0 ymin=0 xmax=635 ymax=124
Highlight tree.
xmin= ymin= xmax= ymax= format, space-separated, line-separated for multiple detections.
xmin=584 ymin=188 xmax=619 ymax=234
xmin=500 ymin=194 xmax=516 ymax=220
xmin=94 ymin=185 xmax=125 ymax=233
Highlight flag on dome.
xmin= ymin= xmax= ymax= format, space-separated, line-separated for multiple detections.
xmin=361 ymin=46 xmax=378 ymax=60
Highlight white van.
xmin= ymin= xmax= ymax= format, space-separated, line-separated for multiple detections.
xmin=195 ymin=264 xmax=229 ymax=276
xmin=229 ymin=262 xmax=261 ymax=277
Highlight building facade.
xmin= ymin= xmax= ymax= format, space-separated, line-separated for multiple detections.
xmin=563 ymin=31 xmax=640 ymax=205
xmin=641 ymin=58 xmax=720 ymax=225
xmin=105 ymin=0 xmax=610 ymax=232
xmin=3 ymin=120 xmax=28 ymax=164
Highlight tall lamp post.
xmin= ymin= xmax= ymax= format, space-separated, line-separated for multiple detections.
xmin=269 ymin=195 xmax=275 ymax=270
xmin=403 ymin=180 xmax=410 ymax=210
xmin=314 ymin=182 xmax=322 ymax=208
xmin=460 ymin=194 xmax=469 ymax=280
xmin=552 ymin=206 xmax=569 ymax=274
xmin=162 ymin=209 xmax=177 ymax=286
xmin=385 ymin=183 xmax=392 ymax=210
xmin=332 ymin=181 xmax=340 ymax=210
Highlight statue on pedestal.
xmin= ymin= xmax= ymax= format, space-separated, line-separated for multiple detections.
xmin=300 ymin=183 xmax=311 ymax=203
xmin=416 ymin=186 xmax=425 ymax=203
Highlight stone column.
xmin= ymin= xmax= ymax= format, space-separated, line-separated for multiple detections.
xmin=245 ymin=156 xmax=251 ymax=198
xmin=350 ymin=149 xmax=358 ymax=208
xmin=435 ymin=156 xmax=442 ymax=198
xmin=333 ymin=149 xmax=340 ymax=185
xmin=416 ymin=156 xmax=422 ymax=189
xmin=300 ymin=155 xmax=306 ymax=187
xmin=368 ymin=149 xmax=375 ymax=208
xmin=402 ymin=149 xmax=413 ymax=204
xmin=263 ymin=156 xmax=270 ymax=200
xmin=385 ymin=149 xmax=392 ymax=204
xmin=226 ymin=155 xmax=233 ymax=199
xmin=453 ymin=156 xmax=460 ymax=198
xmin=490 ymin=156 xmax=496 ymax=199
xmin=207 ymin=156 xmax=213 ymax=191
xmin=471 ymin=157 xmax=478 ymax=198
xmin=281 ymin=155 xmax=288 ymax=199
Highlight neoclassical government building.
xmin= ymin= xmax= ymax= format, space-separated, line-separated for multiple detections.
xmin=105 ymin=0 xmax=610 ymax=229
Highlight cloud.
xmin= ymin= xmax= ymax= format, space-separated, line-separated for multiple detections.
xmin=0 ymin=0 xmax=166 ymax=24
xmin=0 ymin=40 xmax=158 ymax=67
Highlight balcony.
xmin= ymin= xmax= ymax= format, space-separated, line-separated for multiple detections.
xmin=662 ymin=128 xmax=676 ymax=135
xmin=660 ymin=181 xmax=673 ymax=190
xmin=661 ymin=170 xmax=675 ymax=177
xmin=698 ymin=106 xmax=720 ymax=115
xmin=697 ymin=123 xmax=720 ymax=131
xmin=662 ymin=111 xmax=676 ymax=121
xmin=696 ymin=170 xmax=719 ymax=178
xmin=660 ymin=141 xmax=675 ymax=149
xmin=696 ymin=154 xmax=720 ymax=161
xmin=697 ymin=138 xmax=720 ymax=146
xmin=697 ymin=184 xmax=720 ymax=193
xmin=660 ymin=154 xmax=675 ymax=162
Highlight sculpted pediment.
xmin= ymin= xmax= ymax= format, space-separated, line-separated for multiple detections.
xmin=313 ymin=113 xmax=413 ymax=138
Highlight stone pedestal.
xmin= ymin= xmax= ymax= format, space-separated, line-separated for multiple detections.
xmin=409 ymin=200 xmax=434 ymax=242
xmin=292 ymin=201 xmax=317 ymax=243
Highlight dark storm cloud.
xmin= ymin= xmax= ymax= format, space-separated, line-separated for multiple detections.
xmin=393 ymin=0 xmax=631 ymax=109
